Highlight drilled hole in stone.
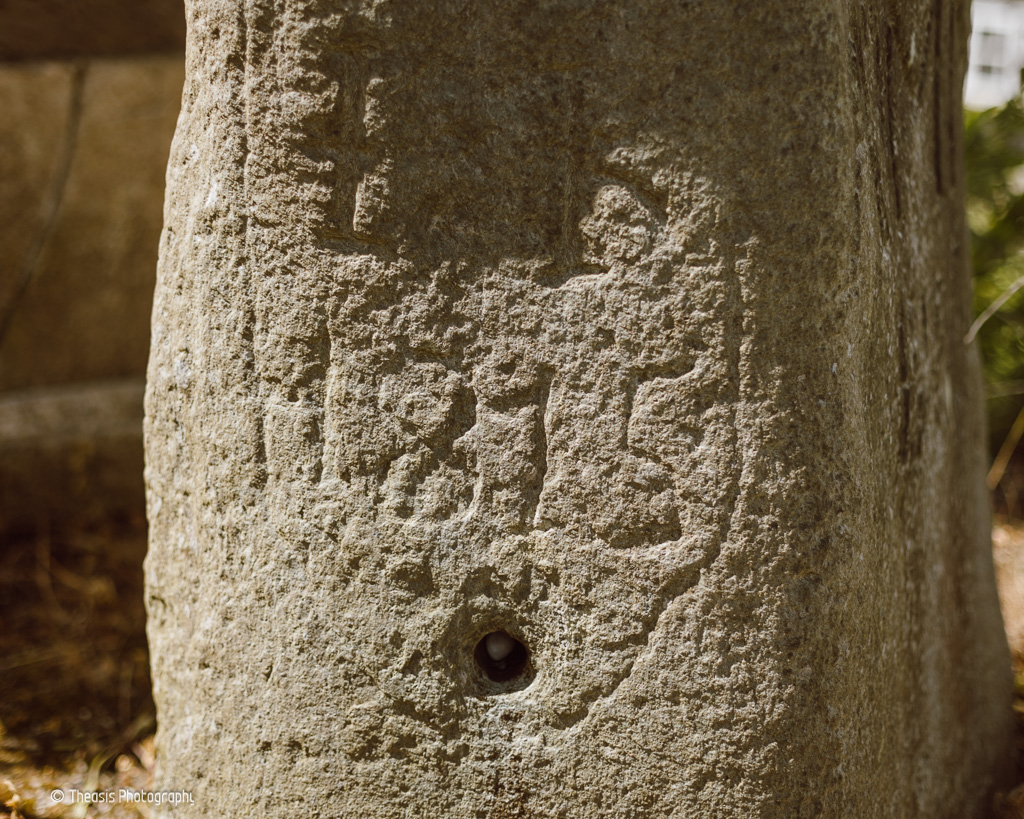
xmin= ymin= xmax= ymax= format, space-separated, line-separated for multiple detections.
xmin=474 ymin=631 xmax=529 ymax=683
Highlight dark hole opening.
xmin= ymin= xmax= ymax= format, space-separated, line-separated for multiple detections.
xmin=474 ymin=631 xmax=529 ymax=683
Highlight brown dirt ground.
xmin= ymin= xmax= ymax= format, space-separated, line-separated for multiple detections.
xmin=993 ymin=522 xmax=1024 ymax=818
xmin=0 ymin=519 xmax=155 ymax=819
xmin=3 ymin=518 xmax=1024 ymax=817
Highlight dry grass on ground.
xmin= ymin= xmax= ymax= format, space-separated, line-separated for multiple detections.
xmin=0 ymin=521 xmax=155 ymax=818
xmin=987 ymin=522 xmax=1024 ymax=817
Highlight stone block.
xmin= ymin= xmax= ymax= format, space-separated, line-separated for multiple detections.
xmin=0 ymin=56 xmax=183 ymax=533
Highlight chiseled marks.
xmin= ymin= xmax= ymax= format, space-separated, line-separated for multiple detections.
xmin=627 ymin=356 xmax=737 ymax=541
xmin=257 ymin=298 xmax=330 ymax=488
xmin=326 ymin=348 xmax=477 ymax=520
xmin=466 ymin=358 xmax=554 ymax=530
xmin=266 ymin=3 xmax=675 ymax=286
xmin=308 ymin=158 xmax=732 ymax=551
xmin=264 ymin=402 xmax=325 ymax=485
xmin=344 ymin=66 xmax=581 ymax=264
xmin=245 ymin=0 xmax=744 ymax=769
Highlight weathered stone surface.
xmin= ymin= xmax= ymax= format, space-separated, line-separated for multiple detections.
xmin=145 ymin=1 xmax=1012 ymax=816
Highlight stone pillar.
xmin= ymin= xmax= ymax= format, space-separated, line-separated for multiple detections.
xmin=145 ymin=1 xmax=1012 ymax=815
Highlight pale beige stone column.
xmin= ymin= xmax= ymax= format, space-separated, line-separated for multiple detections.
xmin=145 ymin=1 xmax=1012 ymax=815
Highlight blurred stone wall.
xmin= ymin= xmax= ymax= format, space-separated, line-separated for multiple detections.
xmin=0 ymin=1 xmax=184 ymax=535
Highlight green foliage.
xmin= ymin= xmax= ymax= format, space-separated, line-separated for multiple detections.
xmin=964 ymin=100 xmax=1024 ymax=449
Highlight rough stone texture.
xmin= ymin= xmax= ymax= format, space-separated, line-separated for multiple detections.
xmin=0 ymin=56 xmax=182 ymax=533
xmin=145 ymin=1 xmax=1013 ymax=816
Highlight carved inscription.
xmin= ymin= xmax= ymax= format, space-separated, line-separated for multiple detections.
xmin=327 ymin=352 xmax=476 ymax=520
xmin=250 ymin=11 xmax=744 ymax=749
